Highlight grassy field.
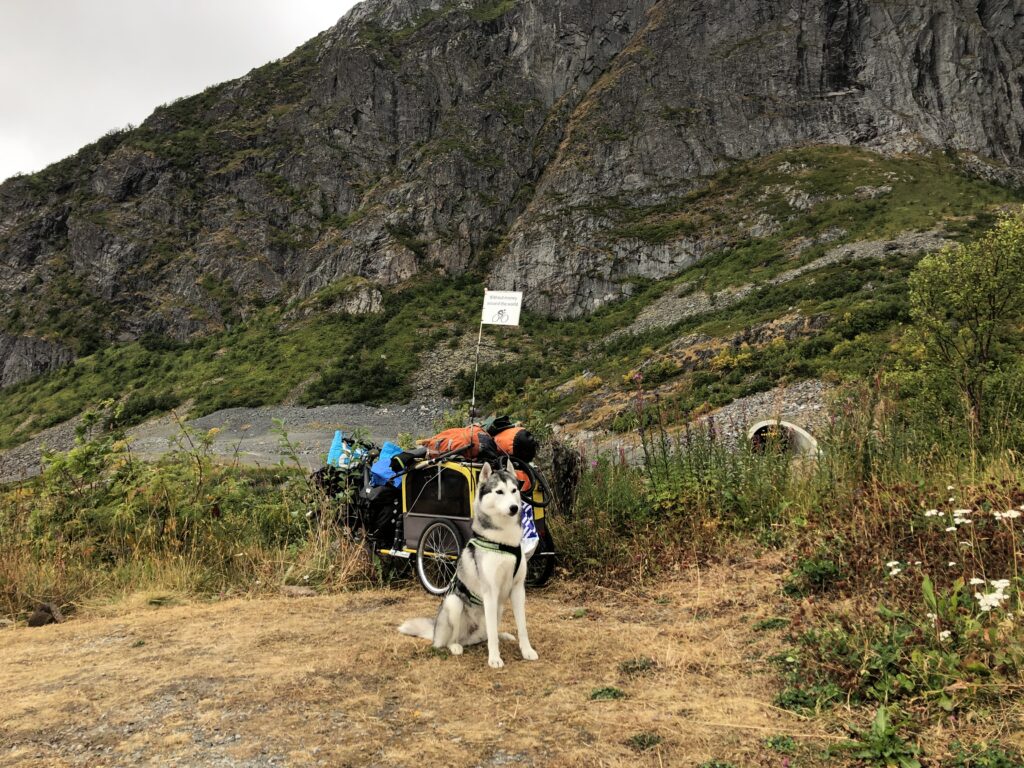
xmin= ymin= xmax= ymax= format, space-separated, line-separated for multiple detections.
xmin=0 ymin=556 xmax=844 ymax=768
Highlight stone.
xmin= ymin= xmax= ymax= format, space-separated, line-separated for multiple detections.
xmin=0 ymin=333 xmax=75 ymax=389
xmin=26 ymin=603 xmax=64 ymax=627
xmin=281 ymin=585 xmax=318 ymax=598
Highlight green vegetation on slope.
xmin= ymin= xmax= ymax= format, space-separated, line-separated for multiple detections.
xmin=1 ymin=147 xmax=1021 ymax=449
xmin=0 ymin=273 xmax=481 ymax=448
xmin=456 ymin=147 xmax=1024 ymax=425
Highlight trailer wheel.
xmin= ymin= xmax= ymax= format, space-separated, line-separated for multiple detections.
xmin=526 ymin=524 xmax=556 ymax=588
xmin=416 ymin=520 xmax=462 ymax=595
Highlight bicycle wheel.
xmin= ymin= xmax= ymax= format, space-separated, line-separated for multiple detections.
xmin=416 ymin=519 xmax=462 ymax=595
xmin=526 ymin=523 xmax=555 ymax=588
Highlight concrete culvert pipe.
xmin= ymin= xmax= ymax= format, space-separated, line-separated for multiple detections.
xmin=747 ymin=420 xmax=819 ymax=458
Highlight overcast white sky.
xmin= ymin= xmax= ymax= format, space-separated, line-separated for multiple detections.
xmin=0 ymin=0 xmax=360 ymax=183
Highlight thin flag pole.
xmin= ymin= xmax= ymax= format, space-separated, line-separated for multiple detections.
xmin=469 ymin=289 xmax=486 ymax=421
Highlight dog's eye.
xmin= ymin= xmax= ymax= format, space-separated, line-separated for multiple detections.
xmin=495 ymin=489 xmax=504 ymax=495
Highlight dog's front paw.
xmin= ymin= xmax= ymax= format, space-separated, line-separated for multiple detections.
xmin=521 ymin=646 xmax=539 ymax=661
xmin=488 ymin=656 xmax=505 ymax=669
xmin=448 ymin=643 xmax=463 ymax=655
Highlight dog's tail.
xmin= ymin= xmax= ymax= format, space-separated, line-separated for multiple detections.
xmin=397 ymin=617 xmax=435 ymax=639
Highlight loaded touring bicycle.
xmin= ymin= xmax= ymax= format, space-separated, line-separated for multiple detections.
xmin=313 ymin=426 xmax=556 ymax=594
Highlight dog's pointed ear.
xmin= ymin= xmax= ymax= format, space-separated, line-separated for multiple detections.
xmin=503 ymin=457 xmax=512 ymax=473
xmin=479 ymin=462 xmax=492 ymax=484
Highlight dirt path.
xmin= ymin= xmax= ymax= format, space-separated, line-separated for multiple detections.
xmin=0 ymin=557 xmax=831 ymax=767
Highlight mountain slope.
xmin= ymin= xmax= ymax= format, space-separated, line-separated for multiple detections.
xmin=1 ymin=0 xmax=1023 ymax=446
xmin=0 ymin=0 xmax=654 ymax=365
xmin=1 ymin=144 xmax=1019 ymax=451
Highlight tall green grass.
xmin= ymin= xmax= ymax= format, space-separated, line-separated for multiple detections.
xmin=0 ymin=412 xmax=372 ymax=619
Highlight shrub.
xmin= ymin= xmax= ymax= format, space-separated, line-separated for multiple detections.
xmin=0 ymin=412 xmax=372 ymax=619
xmin=908 ymin=208 xmax=1024 ymax=445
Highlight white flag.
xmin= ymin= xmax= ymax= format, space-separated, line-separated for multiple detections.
xmin=481 ymin=290 xmax=522 ymax=326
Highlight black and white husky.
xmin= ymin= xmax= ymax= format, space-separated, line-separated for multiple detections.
xmin=398 ymin=461 xmax=539 ymax=668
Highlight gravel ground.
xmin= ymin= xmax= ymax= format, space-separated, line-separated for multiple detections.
xmin=0 ymin=400 xmax=454 ymax=484
xmin=0 ymin=418 xmax=84 ymax=485
xmin=128 ymin=400 xmax=455 ymax=469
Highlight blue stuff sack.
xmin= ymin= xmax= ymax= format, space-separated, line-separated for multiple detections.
xmin=327 ymin=430 xmax=366 ymax=469
xmin=370 ymin=441 xmax=404 ymax=487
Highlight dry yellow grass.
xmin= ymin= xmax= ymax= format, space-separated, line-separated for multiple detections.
xmin=0 ymin=556 xmax=832 ymax=767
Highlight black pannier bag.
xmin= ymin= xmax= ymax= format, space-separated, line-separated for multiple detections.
xmin=358 ymin=483 xmax=401 ymax=543
xmin=312 ymin=459 xmax=400 ymax=545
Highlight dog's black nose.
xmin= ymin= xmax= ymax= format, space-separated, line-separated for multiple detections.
xmin=509 ymin=504 xmax=519 ymax=516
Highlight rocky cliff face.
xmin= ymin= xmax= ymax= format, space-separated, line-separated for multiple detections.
xmin=492 ymin=0 xmax=1024 ymax=315
xmin=1 ymin=0 xmax=1022 ymax=386
xmin=0 ymin=333 xmax=74 ymax=390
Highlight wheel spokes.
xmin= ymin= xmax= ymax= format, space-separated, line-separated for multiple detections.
xmin=422 ymin=527 xmax=458 ymax=590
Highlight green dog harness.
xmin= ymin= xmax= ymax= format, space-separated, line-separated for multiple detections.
xmin=448 ymin=537 xmax=524 ymax=606
xmin=470 ymin=536 xmax=523 ymax=576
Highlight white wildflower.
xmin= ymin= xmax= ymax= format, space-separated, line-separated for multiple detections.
xmin=949 ymin=561 xmax=957 ymax=567
xmin=945 ymin=526 xmax=957 ymax=532
xmin=952 ymin=509 xmax=973 ymax=524
xmin=925 ymin=612 xmax=937 ymax=621
xmin=976 ymin=591 xmax=1009 ymax=612
xmin=939 ymin=630 xmax=952 ymax=641
xmin=924 ymin=509 xmax=940 ymax=517
xmin=948 ymin=497 xmax=955 ymax=503
xmin=969 ymin=577 xmax=986 ymax=586
xmin=886 ymin=560 xmax=900 ymax=568
xmin=914 ymin=561 xmax=922 ymax=566
xmin=975 ymin=583 xmax=1010 ymax=612
xmin=995 ymin=510 xmax=1021 ymax=521
xmin=947 ymin=485 xmax=955 ymax=491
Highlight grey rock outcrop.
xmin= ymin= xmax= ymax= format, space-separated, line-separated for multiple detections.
xmin=0 ymin=0 xmax=657 ymax=383
xmin=0 ymin=333 xmax=75 ymax=389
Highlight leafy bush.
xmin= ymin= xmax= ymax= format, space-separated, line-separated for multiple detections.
xmin=783 ymin=575 xmax=1024 ymax=717
xmin=105 ymin=391 xmax=182 ymax=429
xmin=783 ymin=555 xmax=844 ymax=597
xmin=625 ymin=733 xmax=662 ymax=752
xmin=0 ymin=409 xmax=372 ymax=619
xmin=908 ymin=208 xmax=1024 ymax=445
